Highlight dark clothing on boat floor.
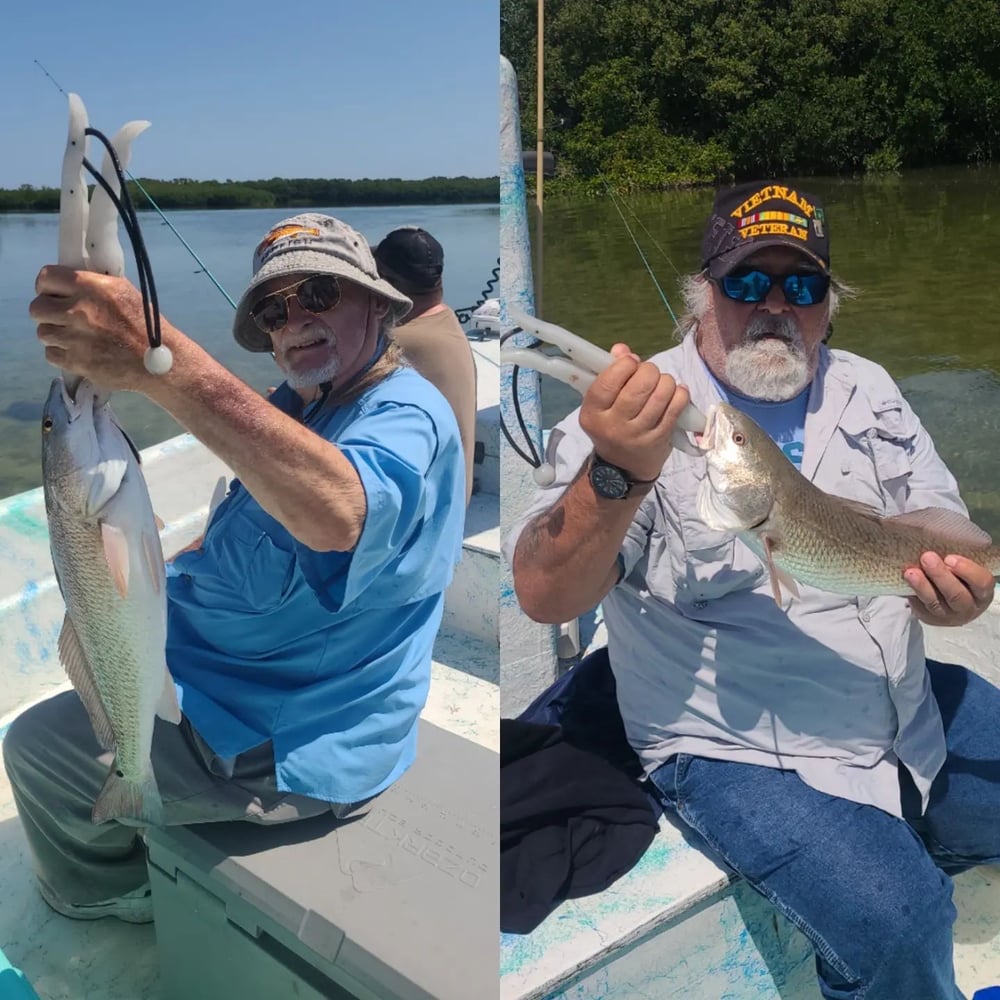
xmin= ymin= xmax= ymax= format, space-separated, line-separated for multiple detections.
xmin=500 ymin=649 xmax=660 ymax=934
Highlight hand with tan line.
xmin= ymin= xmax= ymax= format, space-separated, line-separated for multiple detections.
xmin=578 ymin=342 xmax=693 ymax=483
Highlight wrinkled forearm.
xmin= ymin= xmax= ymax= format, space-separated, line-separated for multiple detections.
xmin=512 ymin=469 xmax=642 ymax=623
xmin=143 ymin=328 xmax=366 ymax=552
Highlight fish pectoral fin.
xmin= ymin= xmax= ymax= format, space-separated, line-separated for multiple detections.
xmin=156 ymin=668 xmax=182 ymax=725
xmin=888 ymin=507 xmax=993 ymax=547
xmin=58 ymin=613 xmax=117 ymax=752
xmin=762 ymin=535 xmax=800 ymax=606
xmin=775 ymin=566 xmax=801 ymax=602
xmin=100 ymin=521 xmax=130 ymax=598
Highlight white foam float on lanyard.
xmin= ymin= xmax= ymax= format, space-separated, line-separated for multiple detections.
xmin=57 ymin=93 xmax=173 ymax=375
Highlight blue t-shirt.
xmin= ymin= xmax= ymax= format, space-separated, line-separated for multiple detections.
xmin=706 ymin=371 xmax=810 ymax=469
xmin=165 ymin=368 xmax=465 ymax=803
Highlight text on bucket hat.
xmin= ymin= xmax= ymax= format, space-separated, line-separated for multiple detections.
xmin=232 ymin=214 xmax=413 ymax=353
xmin=374 ymin=226 xmax=444 ymax=294
xmin=701 ymin=181 xmax=830 ymax=279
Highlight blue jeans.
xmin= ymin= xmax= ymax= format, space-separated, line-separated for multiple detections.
xmin=648 ymin=660 xmax=1000 ymax=1000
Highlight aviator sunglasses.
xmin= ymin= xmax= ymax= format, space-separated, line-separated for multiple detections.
xmin=250 ymin=275 xmax=342 ymax=334
xmin=718 ymin=269 xmax=830 ymax=307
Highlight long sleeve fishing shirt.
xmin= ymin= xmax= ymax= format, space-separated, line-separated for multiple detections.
xmin=504 ymin=335 xmax=967 ymax=817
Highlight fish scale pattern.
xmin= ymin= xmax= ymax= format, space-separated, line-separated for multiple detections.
xmin=44 ymin=382 xmax=168 ymax=821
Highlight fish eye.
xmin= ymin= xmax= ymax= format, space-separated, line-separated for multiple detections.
xmin=732 ymin=431 xmax=746 ymax=446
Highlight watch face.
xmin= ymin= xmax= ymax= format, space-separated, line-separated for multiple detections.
xmin=589 ymin=460 xmax=629 ymax=499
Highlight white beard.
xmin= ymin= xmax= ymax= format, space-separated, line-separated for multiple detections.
xmin=277 ymin=324 xmax=341 ymax=388
xmin=283 ymin=354 xmax=341 ymax=388
xmin=724 ymin=316 xmax=811 ymax=401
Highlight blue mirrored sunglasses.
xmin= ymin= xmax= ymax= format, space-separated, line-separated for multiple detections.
xmin=719 ymin=269 xmax=830 ymax=306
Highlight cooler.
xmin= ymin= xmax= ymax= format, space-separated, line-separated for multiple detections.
xmin=145 ymin=719 xmax=498 ymax=999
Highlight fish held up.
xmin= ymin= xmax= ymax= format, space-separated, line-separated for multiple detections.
xmin=42 ymin=376 xmax=181 ymax=824
xmin=695 ymin=402 xmax=1000 ymax=603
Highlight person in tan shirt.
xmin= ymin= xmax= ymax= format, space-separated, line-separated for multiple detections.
xmin=375 ymin=226 xmax=477 ymax=505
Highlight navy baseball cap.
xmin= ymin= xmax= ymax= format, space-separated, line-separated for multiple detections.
xmin=701 ymin=181 xmax=830 ymax=278
xmin=374 ymin=226 xmax=444 ymax=294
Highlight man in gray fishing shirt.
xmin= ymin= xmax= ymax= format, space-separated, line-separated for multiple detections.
xmin=506 ymin=181 xmax=1000 ymax=1000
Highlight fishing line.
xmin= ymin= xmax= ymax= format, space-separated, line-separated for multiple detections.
xmin=598 ymin=170 xmax=678 ymax=325
xmin=617 ymin=192 xmax=683 ymax=280
xmin=127 ymin=175 xmax=238 ymax=310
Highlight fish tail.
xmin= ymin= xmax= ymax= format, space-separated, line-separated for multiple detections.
xmin=92 ymin=761 xmax=163 ymax=826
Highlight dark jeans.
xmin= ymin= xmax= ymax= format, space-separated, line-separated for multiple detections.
xmin=649 ymin=660 xmax=1000 ymax=1000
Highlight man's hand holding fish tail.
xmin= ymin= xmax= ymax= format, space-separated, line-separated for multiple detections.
xmin=504 ymin=180 xmax=1000 ymax=999
xmin=905 ymin=551 xmax=996 ymax=627
xmin=514 ymin=344 xmax=690 ymax=624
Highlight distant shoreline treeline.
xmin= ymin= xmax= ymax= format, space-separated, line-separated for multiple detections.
xmin=501 ymin=0 xmax=1000 ymax=194
xmin=0 ymin=176 xmax=499 ymax=213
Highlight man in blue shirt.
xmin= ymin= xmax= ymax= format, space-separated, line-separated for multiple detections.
xmin=5 ymin=214 xmax=466 ymax=923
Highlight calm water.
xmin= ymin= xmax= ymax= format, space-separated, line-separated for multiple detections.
xmin=532 ymin=166 xmax=1000 ymax=538
xmin=0 ymin=203 xmax=499 ymax=496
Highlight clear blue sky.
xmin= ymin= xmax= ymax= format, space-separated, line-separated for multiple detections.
xmin=0 ymin=0 xmax=498 ymax=188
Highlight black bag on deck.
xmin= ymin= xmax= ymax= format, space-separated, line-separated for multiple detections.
xmin=500 ymin=647 xmax=662 ymax=935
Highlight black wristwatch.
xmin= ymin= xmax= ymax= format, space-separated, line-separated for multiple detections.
xmin=587 ymin=454 xmax=658 ymax=500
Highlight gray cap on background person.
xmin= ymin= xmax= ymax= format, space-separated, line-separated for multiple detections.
xmin=233 ymin=213 xmax=413 ymax=353
xmin=373 ymin=226 xmax=444 ymax=295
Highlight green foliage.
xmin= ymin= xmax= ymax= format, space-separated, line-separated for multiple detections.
xmin=864 ymin=144 xmax=903 ymax=175
xmin=0 ymin=176 xmax=499 ymax=214
xmin=500 ymin=0 xmax=1000 ymax=191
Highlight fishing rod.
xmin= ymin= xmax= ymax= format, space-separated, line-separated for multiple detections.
xmin=34 ymin=59 xmax=237 ymax=311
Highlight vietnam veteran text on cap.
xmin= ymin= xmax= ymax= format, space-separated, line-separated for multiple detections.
xmin=701 ymin=182 xmax=830 ymax=279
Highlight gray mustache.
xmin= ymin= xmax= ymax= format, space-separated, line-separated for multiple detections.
xmin=745 ymin=317 xmax=802 ymax=347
